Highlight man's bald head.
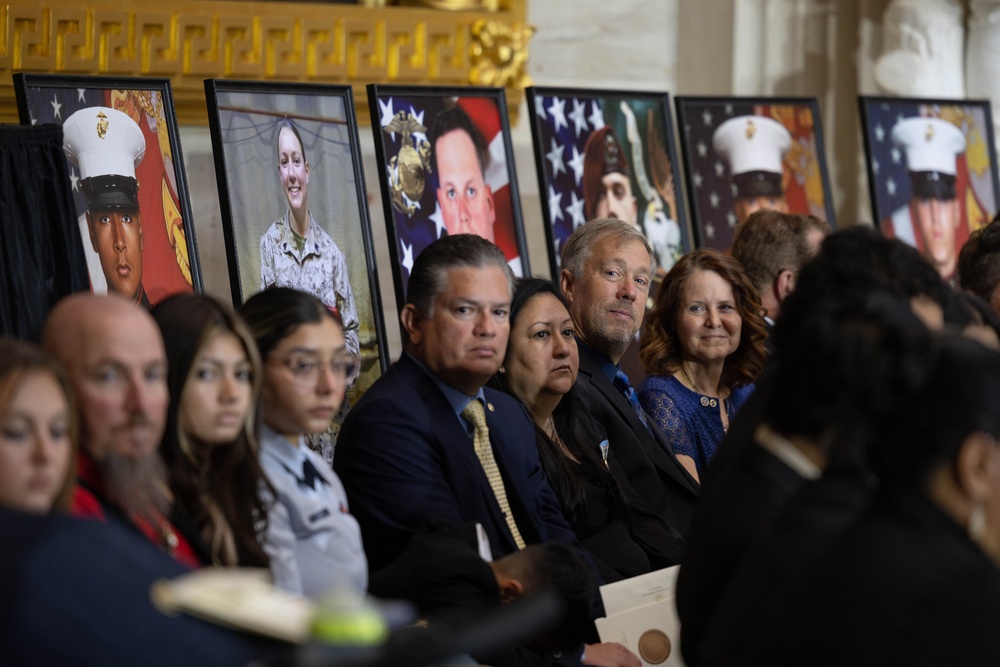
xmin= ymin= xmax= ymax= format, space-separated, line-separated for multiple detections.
xmin=43 ymin=293 xmax=168 ymax=462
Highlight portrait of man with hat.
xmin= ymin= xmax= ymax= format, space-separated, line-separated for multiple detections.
xmin=581 ymin=122 xmax=682 ymax=274
xmin=582 ymin=126 xmax=639 ymax=228
xmin=712 ymin=114 xmax=793 ymax=227
xmin=62 ymin=106 xmax=149 ymax=306
xmin=885 ymin=116 xmax=967 ymax=280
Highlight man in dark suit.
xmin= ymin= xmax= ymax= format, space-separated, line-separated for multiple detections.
xmin=559 ymin=218 xmax=699 ymax=536
xmin=334 ymin=234 xmax=579 ymax=573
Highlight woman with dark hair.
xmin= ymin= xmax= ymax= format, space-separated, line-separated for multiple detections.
xmin=710 ymin=335 xmax=1000 ymax=666
xmin=152 ymin=294 xmax=270 ymax=567
xmin=494 ymin=277 xmax=683 ymax=583
xmin=639 ymin=248 xmax=768 ymax=479
xmin=240 ymin=286 xmax=366 ymax=598
xmin=0 ymin=339 xmax=76 ymax=513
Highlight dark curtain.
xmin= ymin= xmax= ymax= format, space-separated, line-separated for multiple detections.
xmin=0 ymin=124 xmax=90 ymax=341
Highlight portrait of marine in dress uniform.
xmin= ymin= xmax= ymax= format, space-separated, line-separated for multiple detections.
xmin=204 ymin=81 xmax=387 ymax=422
xmin=527 ymin=87 xmax=690 ymax=277
xmin=712 ymin=115 xmax=792 ymax=227
xmin=368 ymin=85 xmax=529 ymax=307
xmin=676 ymin=96 xmax=836 ymax=252
xmin=861 ymin=97 xmax=1000 ymax=284
xmin=62 ymin=107 xmax=151 ymax=306
xmin=14 ymin=75 xmax=200 ymax=305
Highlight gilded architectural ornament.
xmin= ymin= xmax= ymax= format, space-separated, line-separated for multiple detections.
xmin=0 ymin=0 xmax=528 ymax=125
xmin=384 ymin=109 xmax=434 ymax=214
xmin=469 ymin=19 xmax=533 ymax=89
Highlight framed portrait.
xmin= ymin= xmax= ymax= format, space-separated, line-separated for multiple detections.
xmin=526 ymin=87 xmax=691 ymax=277
xmin=367 ymin=84 xmax=529 ymax=308
xmin=675 ymin=96 xmax=836 ymax=251
xmin=204 ymin=79 xmax=389 ymax=400
xmin=13 ymin=73 xmax=201 ymax=306
xmin=859 ymin=96 xmax=1000 ymax=281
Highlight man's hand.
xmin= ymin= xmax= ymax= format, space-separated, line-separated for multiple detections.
xmin=582 ymin=642 xmax=642 ymax=667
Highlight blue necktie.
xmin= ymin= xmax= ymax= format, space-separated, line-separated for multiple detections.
xmin=614 ymin=368 xmax=652 ymax=434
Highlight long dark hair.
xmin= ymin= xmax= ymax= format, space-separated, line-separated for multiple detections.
xmin=152 ymin=294 xmax=270 ymax=567
xmin=492 ymin=278 xmax=626 ymax=524
xmin=239 ymin=286 xmax=341 ymax=361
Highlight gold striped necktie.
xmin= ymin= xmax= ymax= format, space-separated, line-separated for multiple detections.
xmin=461 ymin=399 xmax=526 ymax=550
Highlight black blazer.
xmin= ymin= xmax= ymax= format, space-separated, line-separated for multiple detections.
xmin=334 ymin=354 xmax=579 ymax=573
xmin=676 ymin=442 xmax=806 ymax=666
xmin=704 ymin=488 xmax=1000 ymax=667
xmin=574 ymin=347 xmax=699 ymax=537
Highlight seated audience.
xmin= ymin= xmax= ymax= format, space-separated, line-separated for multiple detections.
xmin=334 ymin=235 xmax=579 ymax=570
xmin=0 ymin=339 xmax=75 ymax=513
xmin=152 ymin=294 xmax=271 ymax=567
xmin=686 ymin=293 xmax=932 ymax=666
xmin=560 ymin=218 xmax=700 ymax=537
xmin=677 ymin=227 xmax=953 ymax=664
xmin=705 ymin=335 xmax=1000 ymax=666
xmin=713 ymin=226 xmax=953 ymax=483
xmin=335 ymin=235 xmax=633 ymax=666
xmin=240 ymin=287 xmax=367 ymax=598
xmin=492 ymin=278 xmax=684 ymax=581
xmin=638 ymin=248 xmax=767 ymax=479
xmin=957 ymin=213 xmax=1000 ymax=316
xmin=42 ymin=293 xmax=201 ymax=567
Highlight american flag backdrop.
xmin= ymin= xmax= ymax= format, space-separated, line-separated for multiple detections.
xmin=18 ymin=80 xmax=195 ymax=303
xmin=676 ymin=98 xmax=834 ymax=252
xmin=370 ymin=89 xmax=526 ymax=301
xmin=526 ymin=89 xmax=691 ymax=276
xmin=860 ymin=99 xmax=996 ymax=250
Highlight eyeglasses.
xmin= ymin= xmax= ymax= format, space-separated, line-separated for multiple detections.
xmin=274 ymin=355 xmax=358 ymax=385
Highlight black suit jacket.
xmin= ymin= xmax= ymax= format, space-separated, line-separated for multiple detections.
xmin=676 ymin=440 xmax=806 ymax=666
xmin=574 ymin=345 xmax=699 ymax=536
xmin=704 ymin=488 xmax=1000 ymax=667
xmin=334 ymin=354 xmax=579 ymax=573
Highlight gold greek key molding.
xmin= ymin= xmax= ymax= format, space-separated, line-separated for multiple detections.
xmin=0 ymin=0 xmax=530 ymax=125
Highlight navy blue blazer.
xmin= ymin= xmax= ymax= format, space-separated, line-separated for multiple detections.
xmin=0 ymin=509 xmax=287 ymax=666
xmin=574 ymin=346 xmax=700 ymax=536
xmin=334 ymin=354 xmax=579 ymax=573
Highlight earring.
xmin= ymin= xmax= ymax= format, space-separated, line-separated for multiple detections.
xmin=498 ymin=366 xmax=506 ymax=374
xmin=969 ymin=502 xmax=986 ymax=543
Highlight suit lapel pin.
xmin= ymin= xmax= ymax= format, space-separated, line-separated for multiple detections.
xmin=487 ymin=402 xmax=495 ymax=412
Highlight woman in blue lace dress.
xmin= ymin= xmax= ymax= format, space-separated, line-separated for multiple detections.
xmin=638 ymin=249 xmax=767 ymax=480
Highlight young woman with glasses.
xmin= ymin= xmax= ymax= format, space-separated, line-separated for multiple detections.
xmin=240 ymin=287 xmax=367 ymax=598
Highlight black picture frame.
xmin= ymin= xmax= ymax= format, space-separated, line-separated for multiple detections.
xmin=526 ymin=86 xmax=692 ymax=277
xmin=14 ymin=73 xmax=202 ymax=305
xmin=675 ymin=96 xmax=836 ymax=251
xmin=859 ymin=96 xmax=1000 ymax=280
xmin=204 ymin=79 xmax=389 ymax=392
xmin=367 ymin=84 xmax=529 ymax=309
